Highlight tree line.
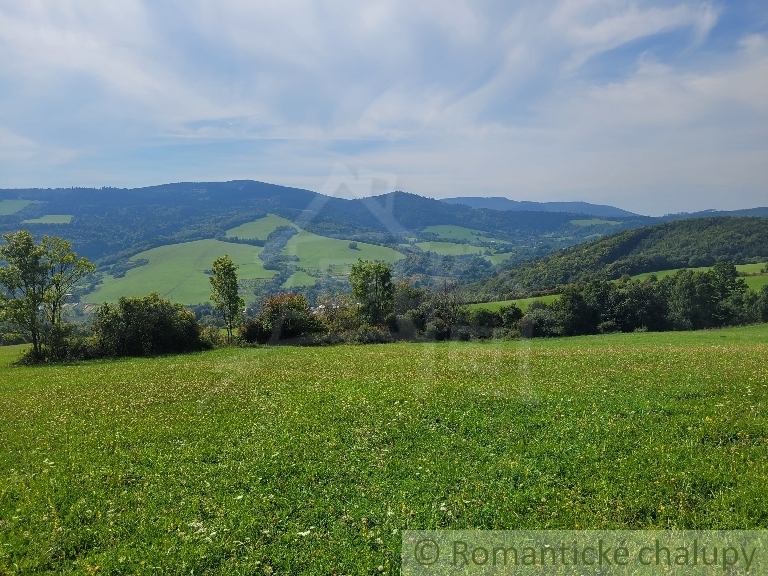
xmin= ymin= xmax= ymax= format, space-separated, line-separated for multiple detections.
xmin=2 ymin=232 xmax=768 ymax=363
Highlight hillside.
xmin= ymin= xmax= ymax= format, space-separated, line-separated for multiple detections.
xmin=4 ymin=187 xmax=645 ymax=260
xmin=4 ymin=181 xmax=768 ymax=303
xmin=86 ymin=214 xmax=405 ymax=305
xmin=443 ymin=196 xmax=638 ymax=217
xmin=0 ymin=181 xmax=658 ymax=301
xmin=471 ymin=216 xmax=768 ymax=298
xmin=0 ymin=181 xmax=652 ymax=263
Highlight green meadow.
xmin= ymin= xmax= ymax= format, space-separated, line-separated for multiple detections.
xmin=421 ymin=225 xmax=502 ymax=243
xmin=415 ymin=241 xmax=487 ymax=257
xmin=228 ymin=214 xmax=405 ymax=274
xmin=570 ymin=218 xmax=620 ymax=226
xmin=2 ymin=325 xmax=767 ymax=573
xmin=632 ymin=262 xmax=767 ymax=280
xmin=225 ymin=214 xmax=293 ymax=240
xmin=468 ymin=294 xmax=561 ymax=312
xmin=282 ymin=270 xmax=318 ymax=288
xmin=81 ymin=215 xmax=406 ymax=304
xmin=416 ymin=227 xmax=510 ymax=262
xmin=283 ymin=230 xmax=403 ymax=273
xmin=88 ymin=240 xmax=274 ymax=305
xmin=20 ymin=215 xmax=72 ymax=224
xmin=745 ymin=275 xmax=768 ymax=291
xmin=0 ymin=200 xmax=32 ymax=216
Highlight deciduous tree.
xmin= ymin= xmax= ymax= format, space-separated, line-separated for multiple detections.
xmin=349 ymin=259 xmax=394 ymax=325
xmin=0 ymin=231 xmax=94 ymax=359
xmin=209 ymin=255 xmax=244 ymax=343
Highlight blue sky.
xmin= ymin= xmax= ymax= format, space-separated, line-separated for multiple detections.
xmin=0 ymin=1 xmax=766 ymax=215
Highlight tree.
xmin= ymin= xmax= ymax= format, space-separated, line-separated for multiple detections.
xmin=42 ymin=236 xmax=96 ymax=326
xmin=209 ymin=255 xmax=244 ymax=343
xmin=349 ymin=259 xmax=394 ymax=325
xmin=0 ymin=231 xmax=94 ymax=359
xmin=0 ymin=231 xmax=48 ymax=358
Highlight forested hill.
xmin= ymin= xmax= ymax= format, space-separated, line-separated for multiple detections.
xmin=442 ymin=196 xmax=638 ymax=217
xmin=470 ymin=217 xmax=768 ymax=298
xmin=0 ymin=181 xmax=650 ymax=261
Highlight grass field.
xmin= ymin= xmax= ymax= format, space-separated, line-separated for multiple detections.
xmin=282 ymin=270 xmax=318 ymax=288
xmin=468 ymin=294 xmax=561 ymax=312
xmin=225 ymin=214 xmax=292 ymax=240
xmin=570 ymin=218 xmax=620 ymax=226
xmin=284 ymin=229 xmax=404 ymax=273
xmin=746 ymin=275 xmax=768 ymax=291
xmin=485 ymin=252 xmax=514 ymax=265
xmin=84 ymin=216 xmax=404 ymax=304
xmin=632 ymin=262 xmax=767 ymax=281
xmin=421 ymin=225 xmax=502 ymax=243
xmin=87 ymin=240 xmax=274 ymax=305
xmin=0 ymin=200 xmax=32 ymax=215
xmin=416 ymin=241 xmax=487 ymax=257
xmin=1 ymin=325 xmax=767 ymax=572
xmin=226 ymin=214 xmax=405 ymax=274
xmin=20 ymin=214 xmax=72 ymax=224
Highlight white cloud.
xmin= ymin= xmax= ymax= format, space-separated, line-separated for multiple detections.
xmin=0 ymin=0 xmax=764 ymax=214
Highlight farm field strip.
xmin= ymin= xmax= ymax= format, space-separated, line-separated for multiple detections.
xmin=20 ymin=214 xmax=72 ymax=224
xmin=468 ymin=294 xmax=561 ymax=311
xmin=0 ymin=200 xmax=32 ymax=215
xmin=421 ymin=225 xmax=505 ymax=243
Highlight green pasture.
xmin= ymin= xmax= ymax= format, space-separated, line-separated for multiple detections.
xmin=0 ymin=200 xmax=32 ymax=216
xmin=282 ymin=270 xmax=318 ymax=288
xmin=20 ymin=214 xmax=72 ymax=224
xmin=570 ymin=218 xmax=620 ymax=226
xmin=485 ymin=252 xmax=514 ymax=265
xmin=416 ymin=241 xmax=487 ymax=257
xmin=421 ymin=225 xmax=503 ymax=243
xmin=87 ymin=240 xmax=274 ymax=305
xmin=226 ymin=214 xmax=405 ymax=273
xmin=1 ymin=325 xmax=767 ymax=572
xmin=468 ymin=294 xmax=560 ymax=312
xmin=746 ymin=275 xmax=768 ymax=291
xmin=284 ymin=229 xmax=404 ymax=273
xmin=632 ymin=262 xmax=767 ymax=281
xmin=225 ymin=214 xmax=292 ymax=239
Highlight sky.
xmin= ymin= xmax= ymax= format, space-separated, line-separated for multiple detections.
xmin=0 ymin=1 xmax=766 ymax=215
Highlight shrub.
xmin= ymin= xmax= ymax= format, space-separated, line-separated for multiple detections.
xmin=597 ymin=320 xmax=619 ymax=334
xmin=425 ymin=318 xmax=450 ymax=341
xmin=314 ymin=294 xmax=360 ymax=334
xmin=469 ymin=309 xmax=502 ymax=330
xmin=498 ymin=304 xmax=524 ymax=328
xmin=757 ymin=285 xmax=768 ymax=322
xmin=351 ymin=324 xmax=394 ymax=344
xmin=93 ymin=293 xmax=208 ymax=357
xmin=241 ymin=293 xmax=324 ymax=344
xmin=200 ymin=326 xmax=225 ymax=348
xmin=519 ymin=315 xmax=537 ymax=339
xmin=239 ymin=317 xmax=271 ymax=344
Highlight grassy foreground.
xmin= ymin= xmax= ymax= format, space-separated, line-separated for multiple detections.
xmin=1 ymin=326 xmax=768 ymax=573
